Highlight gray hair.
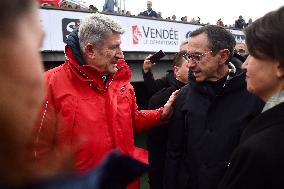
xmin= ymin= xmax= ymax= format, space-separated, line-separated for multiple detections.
xmin=180 ymin=40 xmax=188 ymax=46
xmin=79 ymin=13 xmax=124 ymax=52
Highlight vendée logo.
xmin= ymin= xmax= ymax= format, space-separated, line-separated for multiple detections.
xmin=132 ymin=25 xmax=142 ymax=45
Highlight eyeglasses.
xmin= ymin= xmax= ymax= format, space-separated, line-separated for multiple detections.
xmin=181 ymin=53 xmax=189 ymax=62
xmin=184 ymin=50 xmax=213 ymax=62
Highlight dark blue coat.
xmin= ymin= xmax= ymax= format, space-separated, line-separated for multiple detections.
xmin=164 ymin=68 xmax=264 ymax=189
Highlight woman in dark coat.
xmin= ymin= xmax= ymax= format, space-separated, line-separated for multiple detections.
xmin=219 ymin=5 xmax=284 ymax=189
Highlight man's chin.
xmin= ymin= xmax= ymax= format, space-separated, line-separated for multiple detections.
xmin=108 ymin=67 xmax=118 ymax=74
xmin=105 ymin=64 xmax=117 ymax=74
xmin=113 ymin=67 xmax=118 ymax=73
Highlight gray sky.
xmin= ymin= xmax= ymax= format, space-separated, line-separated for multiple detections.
xmin=82 ymin=0 xmax=284 ymax=25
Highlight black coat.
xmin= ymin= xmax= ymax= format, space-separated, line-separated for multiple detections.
xmin=142 ymin=9 xmax=158 ymax=17
xmin=147 ymin=77 xmax=185 ymax=189
xmin=235 ymin=18 xmax=246 ymax=29
xmin=164 ymin=70 xmax=264 ymax=189
xmin=142 ymin=70 xmax=175 ymax=96
xmin=219 ymin=101 xmax=284 ymax=189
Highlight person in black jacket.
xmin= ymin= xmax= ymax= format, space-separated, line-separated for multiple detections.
xmin=142 ymin=41 xmax=188 ymax=96
xmin=219 ymin=6 xmax=284 ymax=189
xmin=141 ymin=1 xmax=158 ymax=18
xmin=164 ymin=25 xmax=264 ymax=189
xmin=146 ymin=51 xmax=189 ymax=189
xmin=234 ymin=15 xmax=246 ymax=29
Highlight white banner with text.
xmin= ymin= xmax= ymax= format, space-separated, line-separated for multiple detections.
xmin=39 ymin=8 xmax=245 ymax=52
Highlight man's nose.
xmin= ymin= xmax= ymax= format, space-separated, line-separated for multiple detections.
xmin=116 ymin=47 xmax=124 ymax=59
xmin=188 ymin=59 xmax=196 ymax=68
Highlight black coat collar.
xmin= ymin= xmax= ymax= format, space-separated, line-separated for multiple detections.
xmin=240 ymin=102 xmax=284 ymax=143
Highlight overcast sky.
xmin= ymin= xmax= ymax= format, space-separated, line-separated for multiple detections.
xmin=81 ymin=0 xmax=284 ymax=25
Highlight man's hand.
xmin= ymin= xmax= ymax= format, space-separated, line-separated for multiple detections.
xmin=160 ymin=90 xmax=180 ymax=121
xmin=143 ymin=55 xmax=155 ymax=73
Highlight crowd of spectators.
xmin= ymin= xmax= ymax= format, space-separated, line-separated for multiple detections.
xmin=39 ymin=0 xmax=253 ymax=29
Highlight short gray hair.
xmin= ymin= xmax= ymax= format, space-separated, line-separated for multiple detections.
xmin=79 ymin=13 xmax=124 ymax=52
xmin=180 ymin=40 xmax=188 ymax=46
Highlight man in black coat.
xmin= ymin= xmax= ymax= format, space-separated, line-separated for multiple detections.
xmin=141 ymin=1 xmax=158 ymax=18
xmin=235 ymin=16 xmax=246 ymax=29
xmin=146 ymin=51 xmax=189 ymax=189
xmin=164 ymin=25 xmax=264 ymax=189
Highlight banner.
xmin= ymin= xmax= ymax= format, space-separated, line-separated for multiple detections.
xmin=39 ymin=8 xmax=245 ymax=52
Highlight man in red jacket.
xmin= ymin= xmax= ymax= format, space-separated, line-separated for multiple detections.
xmin=32 ymin=13 xmax=176 ymax=189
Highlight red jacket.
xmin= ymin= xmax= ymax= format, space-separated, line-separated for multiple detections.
xmin=33 ymin=47 xmax=164 ymax=178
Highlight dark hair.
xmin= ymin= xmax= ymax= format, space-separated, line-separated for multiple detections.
xmin=172 ymin=50 xmax=187 ymax=67
xmin=245 ymin=6 xmax=284 ymax=67
xmin=189 ymin=25 xmax=236 ymax=63
xmin=0 ymin=0 xmax=34 ymax=36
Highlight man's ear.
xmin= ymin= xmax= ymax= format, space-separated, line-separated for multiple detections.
xmin=84 ymin=43 xmax=96 ymax=59
xmin=173 ymin=66 xmax=179 ymax=77
xmin=276 ymin=63 xmax=284 ymax=78
xmin=218 ymin=49 xmax=230 ymax=65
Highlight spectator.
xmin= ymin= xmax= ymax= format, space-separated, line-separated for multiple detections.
xmin=0 ymin=1 xmax=148 ymax=189
xmin=219 ymin=6 xmax=284 ymax=189
xmin=103 ymin=0 xmax=117 ymax=13
xmin=181 ymin=16 xmax=188 ymax=22
xmin=216 ymin=18 xmax=224 ymax=27
xmin=196 ymin=17 xmax=201 ymax=24
xmin=32 ymin=13 xmax=176 ymax=189
xmin=189 ymin=18 xmax=196 ymax=24
xmin=142 ymin=56 xmax=174 ymax=97
xmin=125 ymin=11 xmax=132 ymax=16
xmin=235 ymin=15 xmax=246 ymax=29
xmin=234 ymin=42 xmax=248 ymax=59
xmin=60 ymin=1 xmax=67 ymax=8
xmin=157 ymin=12 xmax=163 ymax=19
xmin=142 ymin=41 xmax=188 ymax=96
xmin=164 ymin=25 xmax=264 ymax=189
xmin=147 ymin=51 xmax=190 ymax=189
xmin=89 ymin=4 xmax=98 ymax=12
xmin=142 ymin=1 xmax=158 ymax=18
xmin=246 ymin=18 xmax=253 ymax=27
xmin=171 ymin=15 xmax=176 ymax=21
xmin=74 ymin=5 xmax=80 ymax=10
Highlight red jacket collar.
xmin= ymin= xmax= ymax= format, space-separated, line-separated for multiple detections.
xmin=65 ymin=46 xmax=132 ymax=90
